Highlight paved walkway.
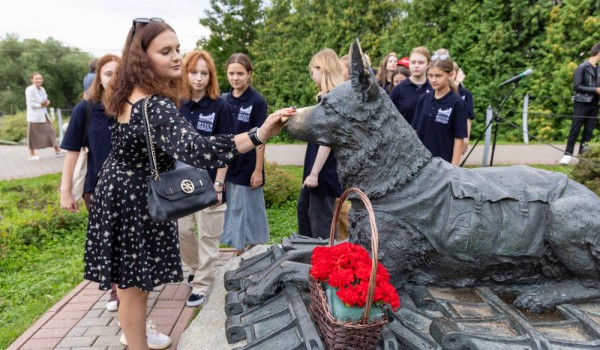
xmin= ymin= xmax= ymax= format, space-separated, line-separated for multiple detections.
xmin=1 ymin=142 xmax=578 ymax=349
xmin=0 ymin=143 xmax=577 ymax=181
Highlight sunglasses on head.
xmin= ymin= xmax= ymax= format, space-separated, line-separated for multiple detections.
xmin=431 ymin=54 xmax=450 ymax=61
xmin=131 ymin=17 xmax=164 ymax=40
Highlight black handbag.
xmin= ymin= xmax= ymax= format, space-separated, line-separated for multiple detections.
xmin=573 ymin=92 xmax=593 ymax=104
xmin=141 ymin=96 xmax=218 ymax=223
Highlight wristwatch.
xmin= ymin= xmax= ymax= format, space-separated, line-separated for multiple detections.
xmin=247 ymin=127 xmax=264 ymax=146
xmin=214 ymin=181 xmax=224 ymax=188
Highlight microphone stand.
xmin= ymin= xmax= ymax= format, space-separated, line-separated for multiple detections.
xmin=460 ymin=81 xmax=520 ymax=167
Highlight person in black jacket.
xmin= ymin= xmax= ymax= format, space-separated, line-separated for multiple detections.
xmin=560 ymin=43 xmax=600 ymax=165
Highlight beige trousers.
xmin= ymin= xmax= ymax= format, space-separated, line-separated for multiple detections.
xmin=178 ymin=204 xmax=227 ymax=295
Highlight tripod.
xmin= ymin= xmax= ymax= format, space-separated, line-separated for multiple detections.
xmin=461 ymin=82 xmax=520 ymax=167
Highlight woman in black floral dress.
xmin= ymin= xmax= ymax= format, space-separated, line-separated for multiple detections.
xmin=85 ymin=19 xmax=294 ymax=350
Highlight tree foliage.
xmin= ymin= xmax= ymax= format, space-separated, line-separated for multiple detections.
xmin=197 ymin=0 xmax=599 ymax=142
xmin=0 ymin=34 xmax=91 ymax=114
xmin=197 ymin=0 xmax=265 ymax=93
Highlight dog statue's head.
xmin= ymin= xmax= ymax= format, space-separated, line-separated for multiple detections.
xmin=285 ymin=39 xmax=431 ymax=198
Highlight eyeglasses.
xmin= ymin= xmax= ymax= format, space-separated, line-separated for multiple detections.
xmin=431 ymin=54 xmax=450 ymax=61
xmin=131 ymin=17 xmax=164 ymax=40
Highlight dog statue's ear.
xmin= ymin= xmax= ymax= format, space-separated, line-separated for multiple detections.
xmin=350 ymin=38 xmax=378 ymax=103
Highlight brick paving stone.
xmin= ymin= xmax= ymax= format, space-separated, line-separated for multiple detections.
xmin=54 ymin=310 xmax=88 ymax=320
xmin=61 ymin=302 xmax=97 ymax=312
xmin=19 ymin=337 xmax=62 ymax=350
xmin=157 ymin=284 xmax=178 ymax=300
xmin=76 ymin=317 xmax=112 ymax=327
xmin=107 ymin=347 xmax=127 ymax=350
xmin=71 ymin=347 xmax=108 ymax=350
xmin=148 ymin=307 xmax=181 ymax=318
xmin=153 ymin=300 xmax=184 ymax=309
xmin=43 ymin=317 xmax=80 ymax=329
xmin=32 ymin=326 xmax=71 ymax=339
xmin=92 ymin=335 xmax=124 ymax=347
xmin=70 ymin=294 xmax=103 ymax=304
xmin=84 ymin=309 xmax=104 ymax=318
xmin=55 ymin=336 xmax=97 ymax=348
xmin=174 ymin=284 xmax=190 ymax=301
xmin=84 ymin=325 xmax=120 ymax=337
xmin=91 ymin=300 xmax=107 ymax=309
xmin=66 ymin=326 xmax=88 ymax=337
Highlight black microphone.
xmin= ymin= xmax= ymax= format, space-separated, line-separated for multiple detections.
xmin=499 ymin=69 xmax=533 ymax=87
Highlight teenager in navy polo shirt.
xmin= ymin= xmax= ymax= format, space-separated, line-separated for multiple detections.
xmin=390 ymin=46 xmax=432 ymax=124
xmin=177 ymin=50 xmax=233 ymax=308
xmin=298 ymin=49 xmax=347 ymax=240
xmin=59 ymin=54 xmax=121 ymax=312
xmin=411 ymin=57 xmax=468 ymax=165
xmin=220 ymin=53 xmax=269 ymax=254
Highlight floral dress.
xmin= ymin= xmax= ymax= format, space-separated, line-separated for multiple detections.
xmin=84 ymin=96 xmax=237 ymax=291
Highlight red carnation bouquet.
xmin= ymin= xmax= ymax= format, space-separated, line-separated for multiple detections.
xmin=310 ymin=242 xmax=400 ymax=311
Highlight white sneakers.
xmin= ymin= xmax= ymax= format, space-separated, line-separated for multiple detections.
xmin=119 ymin=320 xmax=172 ymax=349
xmin=28 ymin=155 xmax=40 ymax=161
xmin=559 ymin=155 xmax=572 ymax=165
xmin=106 ymin=300 xmax=118 ymax=312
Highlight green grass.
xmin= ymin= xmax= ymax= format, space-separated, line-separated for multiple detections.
xmin=0 ymin=174 xmax=88 ymax=349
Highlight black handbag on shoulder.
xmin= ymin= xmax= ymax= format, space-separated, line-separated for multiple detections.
xmin=141 ymin=96 xmax=218 ymax=223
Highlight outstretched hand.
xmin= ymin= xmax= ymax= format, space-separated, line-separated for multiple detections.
xmin=259 ymin=107 xmax=296 ymax=141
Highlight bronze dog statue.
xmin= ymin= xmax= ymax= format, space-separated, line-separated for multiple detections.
xmin=280 ymin=40 xmax=600 ymax=315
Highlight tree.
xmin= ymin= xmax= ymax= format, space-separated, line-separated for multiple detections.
xmin=250 ymin=0 xmax=401 ymax=109
xmin=197 ymin=0 xmax=265 ymax=92
xmin=529 ymin=0 xmax=600 ymax=141
xmin=0 ymin=34 xmax=91 ymax=114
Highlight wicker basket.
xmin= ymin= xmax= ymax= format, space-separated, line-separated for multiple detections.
xmin=309 ymin=187 xmax=387 ymax=350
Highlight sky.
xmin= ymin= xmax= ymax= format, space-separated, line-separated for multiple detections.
xmin=0 ymin=0 xmax=213 ymax=57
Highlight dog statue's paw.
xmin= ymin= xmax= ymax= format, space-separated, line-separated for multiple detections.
xmin=513 ymin=291 xmax=550 ymax=314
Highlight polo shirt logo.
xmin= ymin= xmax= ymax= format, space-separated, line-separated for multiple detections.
xmin=237 ymin=106 xmax=253 ymax=123
xmin=196 ymin=112 xmax=215 ymax=133
xmin=435 ymin=108 xmax=452 ymax=124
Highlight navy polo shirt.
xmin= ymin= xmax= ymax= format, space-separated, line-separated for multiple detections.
xmin=178 ymin=96 xmax=233 ymax=186
xmin=223 ymin=87 xmax=268 ymax=186
xmin=458 ymin=85 xmax=475 ymax=120
xmin=389 ymin=78 xmax=432 ymax=124
xmin=411 ymin=90 xmax=468 ymax=163
xmin=302 ymin=144 xmax=343 ymax=198
xmin=60 ymin=100 xmax=113 ymax=194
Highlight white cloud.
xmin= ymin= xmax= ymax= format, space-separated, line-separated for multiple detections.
xmin=0 ymin=0 xmax=212 ymax=56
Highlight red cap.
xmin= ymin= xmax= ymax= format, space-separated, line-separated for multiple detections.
xmin=397 ymin=57 xmax=410 ymax=68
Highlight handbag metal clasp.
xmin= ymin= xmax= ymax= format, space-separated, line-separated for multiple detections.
xmin=180 ymin=179 xmax=195 ymax=194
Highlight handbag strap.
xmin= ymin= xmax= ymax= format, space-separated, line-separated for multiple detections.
xmin=81 ymin=100 xmax=93 ymax=148
xmin=140 ymin=96 xmax=161 ymax=181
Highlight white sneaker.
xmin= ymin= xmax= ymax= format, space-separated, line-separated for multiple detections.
xmin=28 ymin=155 xmax=40 ymax=161
xmin=119 ymin=320 xmax=172 ymax=349
xmin=106 ymin=300 xmax=118 ymax=312
xmin=559 ymin=155 xmax=572 ymax=165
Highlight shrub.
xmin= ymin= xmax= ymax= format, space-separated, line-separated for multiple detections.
xmin=0 ymin=111 xmax=67 ymax=143
xmin=571 ymin=143 xmax=600 ymax=196
xmin=264 ymin=162 xmax=301 ymax=208
xmin=0 ymin=112 xmax=27 ymax=142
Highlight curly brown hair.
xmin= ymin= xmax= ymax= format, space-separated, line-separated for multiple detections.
xmin=104 ymin=20 xmax=181 ymax=117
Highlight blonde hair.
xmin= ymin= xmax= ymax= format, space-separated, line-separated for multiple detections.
xmin=309 ymin=48 xmax=344 ymax=95
xmin=411 ymin=46 xmax=431 ymax=63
